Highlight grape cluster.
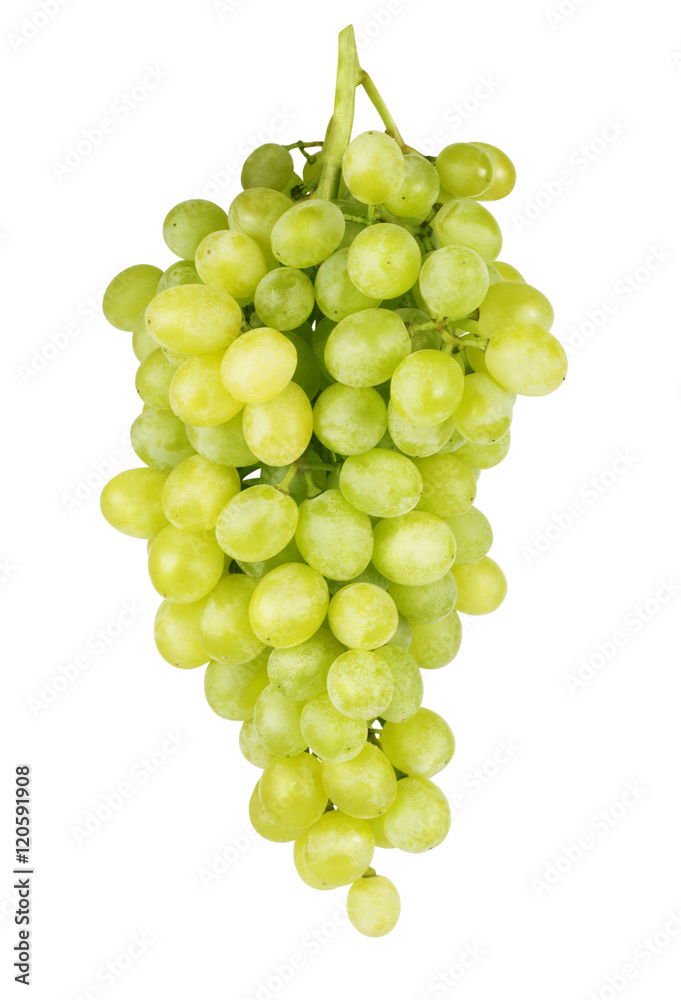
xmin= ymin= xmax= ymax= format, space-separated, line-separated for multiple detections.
xmin=100 ymin=29 xmax=566 ymax=938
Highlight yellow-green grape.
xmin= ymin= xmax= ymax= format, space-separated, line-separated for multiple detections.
xmin=239 ymin=718 xmax=274 ymax=769
xmin=477 ymin=281 xmax=554 ymax=335
xmin=162 ymin=199 xmax=229 ymax=259
xmin=254 ymin=267 xmax=315 ymax=330
xmin=161 ymin=345 xmax=189 ymax=367
xmin=282 ymin=171 xmax=303 ymax=198
xmin=487 ymin=264 xmax=504 ymax=286
xmin=433 ymin=198 xmax=503 ymax=263
xmin=237 ymin=537 xmax=304 ymax=580
xmin=301 ymin=694 xmax=367 ymax=762
xmin=381 ymin=777 xmax=450 ymax=853
xmin=494 ymin=261 xmax=525 ymax=282
xmin=313 ymin=384 xmax=387 ymax=456
xmin=221 ymin=328 xmax=297 ymax=403
xmin=195 ymin=230 xmax=268 ymax=302
xmin=154 ymin=598 xmax=208 ymax=669
xmin=391 ymin=349 xmax=464 ymax=427
xmin=341 ymin=131 xmax=404 ymax=205
xmin=242 ymin=382 xmax=313 ymax=466
xmin=228 ymin=188 xmax=293 ymax=262
xmin=485 ymin=324 xmax=567 ymax=396
xmin=413 ymin=453 xmax=477 ymax=518
xmin=380 ymin=708 xmax=455 ymax=778
xmin=452 ymin=556 xmax=507 ymax=615
xmin=132 ymin=310 xmax=158 ymax=361
xmin=453 ymin=373 xmax=514 ymax=445
xmin=471 ymin=142 xmax=517 ymax=201
xmin=314 ymin=248 xmax=382 ymax=321
xmin=395 ymin=306 xmax=440 ymax=352
xmin=249 ymin=562 xmax=329 ymax=648
xmin=383 ymin=153 xmax=440 ymax=219
xmin=145 ymin=285 xmax=242 ymax=356
xmin=443 ymin=507 xmax=493 ymax=565
xmin=295 ymin=490 xmax=373 ymax=581
xmin=369 ymin=813 xmax=395 ymax=849
xmin=339 ymin=449 xmax=422 ymax=518
xmin=199 ymin=574 xmax=264 ymax=662
xmin=131 ymin=408 xmax=195 ymax=471
xmin=302 ymin=810 xmax=375 ymax=887
xmin=204 ymin=655 xmax=269 ymax=721
xmin=156 ymin=260 xmax=202 ymax=293
xmin=169 ymin=353 xmax=244 ymax=426
xmin=373 ymin=646 xmax=423 ymax=722
xmin=284 ymin=331 xmax=321 ymax=400
xmin=387 ymin=404 xmax=458 ymax=459
xmin=186 ymin=411 xmax=257 ymax=468
xmin=322 ymin=743 xmax=397 ymax=819
xmin=100 ymin=468 xmax=168 ymax=539
xmin=419 ymin=245 xmax=489 ymax=320
xmin=135 ymin=350 xmax=176 ymax=407
xmin=241 ymin=144 xmax=294 ymax=191
xmin=389 ymin=615 xmax=412 ymax=652
xmin=326 ymin=649 xmax=394 ymax=720
xmin=456 ymin=433 xmax=510 ymax=470
xmin=463 ymin=333 xmax=488 ymax=375
xmin=253 ymin=685 xmax=307 ymax=756
xmin=103 ymin=265 xmax=163 ymax=331
xmin=249 ymin=782 xmax=306 ymax=843
xmin=268 ymin=627 xmax=344 ymax=701
xmin=347 ymin=875 xmax=401 ymax=937
xmin=387 ymin=572 xmax=458 ymax=625
xmin=435 ymin=142 xmax=493 ymax=198
xmin=372 ymin=512 xmax=456 ymax=586
xmin=347 ymin=224 xmax=422 ymax=299
xmin=294 ymin=832 xmax=333 ymax=889
xmin=271 ymin=200 xmax=345 ymax=268
xmin=312 ymin=317 xmax=337 ymax=381
xmin=409 ymin=609 xmax=462 ymax=670
xmin=259 ymin=753 xmax=327 ymax=829
xmin=216 ymin=485 xmax=298 ymax=562
xmin=148 ymin=525 xmax=224 ymax=603
xmin=325 ymin=309 xmax=410 ymax=388
xmin=328 ymin=584 xmax=398 ymax=650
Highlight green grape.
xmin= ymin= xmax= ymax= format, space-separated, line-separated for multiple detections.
xmin=169 ymin=352 xmax=244 ymax=426
xmin=313 ymin=384 xmax=387 ymax=456
xmin=328 ymin=584 xmax=398 ymax=651
xmin=494 ymin=261 xmax=525 ymax=282
xmin=322 ymin=743 xmax=397 ymax=819
xmin=443 ymin=507 xmax=493 ymax=565
xmin=131 ymin=408 xmax=195 ymax=471
xmin=413 ymin=453 xmax=477 ymax=518
xmin=387 ymin=614 xmax=412 ymax=651
xmin=381 ymin=776 xmax=450 ymax=853
xmin=162 ymin=453 xmax=241 ymax=531
xmin=249 ymin=562 xmax=329 ymax=648
xmin=394 ymin=306 xmax=439 ymax=350
xmin=271 ymin=200 xmax=345 ymax=268
xmin=228 ymin=188 xmax=293 ymax=262
xmin=195 ymin=230 xmax=268 ymax=301
xmin=242 ymin=382 xmax=313 ymax=466
xmin=103 ymin=265 xmax=163 ymax=331
xmin=204 ymin=654 xmax=270 ymax=721
xmin=145 ymin=284 xmax=242 ymax=356
xmin=302 ymin=810 xmax=375 ymax=887
xmin=433 ymin=198 xmax=502 ymax=263
xmin=241 ymin=144 xmax=294 ymax=191
xmin=312 ymin=317 xmax=336 ymax=381
xmin=295 ymin=490 xmax=373 ymax=581
xmin=372 ymin=512 xmax=456 ymax=586
xmin=301 ymin=694 xmax=367 ymax=762
xmin=436 ymin=422 xmax=467 ymax=454
xmin=237 ymin=537 xmax=304 ymax=580
xmin=373 ymin=646 xmax=423 ymax=722
xmin=268 ymin=627 xmax=344 ymax=701
xmin=199 ymin=575 xmax=264 ymax=662
xmin=185 ymin=411 xmax=257 ymax=467
xmin=148 ymin=525 xmax=224 ymax=603
xmin=135 ymin=350 xmax=177 ymax=408
xmin=282 ymin=170 xmax=304 ymax=198
xmin=342 ymin=131 xmax=404 ymax=205
xmin=462 ymin=333 xmax=488 ymax=375
xmin=161 ymin=346 xmax=188 ymax=367
xmin=253 ymin=685 xmax=307 ymax=757
xmin=485 ymin=324 xmax=567 ymax=396
xmin=387 ymin=573 xmax=458 ymax=625
xmin=325 ymin=309 xmax=410 ymax=388
xmin=383 ymin=153 xmax=440 ymax=218
xmin=294 ymin=832 xmax=333 ymax=889
xmin=282 ymin=332 xmax=320 ymax=401
xmin=314 ymin=248 xmax=382 ymax=321
xmin=380 ymin=708 xmax=455 ymax=778
xmin=387 ymin=404 xmax=458 ymax=459
xmin=221 ymin=328 xmax=297 ymax=403
xmin=327 ymin=564 xmax=389 ymax=597
xmin=408 ymin=608 xmax=462 ymax=669
xmin=435 ymin=143 xmax=493 ymax=198
xmin=477 ymin=281 xmax=554 ymax=335
xmin=132 ymin=310 xmax=158 ymax=361
xmin=339 ymin=218 xmax=367 ymax=250
xmin=453 ymin=373 xmax=514 ymax=445
xmin=216 ymin=485 xmax=298 ymax=562
xmin=259 ymin=753 xmax=327 ymax=829
xmin=419 ymin=245 xmax=489 ymax=319
xmin=347 ymin=224 xmax=422 ymax=299
xmin=326 ymin=649 xmax=394 ymax=720
xmin=249 ymin=782 xmax=306 ymax=843
xmin=162 ymin=199 xmax=229 ymax=259
xmin=487 ymin=263 xmax=504 ymax=285
xmin=254 ymin=267 xmax=315 ymax=329
xmin=456 ymin=433 xmax=510 ymax=470
xmin=339 ymin=449 xmax=422 ymax=518
xmin=239 ymin=718 xmax=274 ymax=769
xmin=154 ymin=597 xmax=208 ymax=669
xmin=391 ymin=349 xmax=464 ymax=427
xmin=471 ymin=142 xmax=516 ymax=201
xmin=100 ymin=468 xmax=168 ymax=539
xmin=452 ymin=556 xmax=507 ymax=615
xmin=156 ymin=260 xmax=202 ymax=293
xmin=369 ymin=813 xmax=395 ymax=849
xmin=347 ymin=875 xmax=401 ymax=937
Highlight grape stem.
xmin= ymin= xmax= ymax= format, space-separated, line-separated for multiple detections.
xmin=315 ymin=26 xmax=362 ymax=201
xmin=359 ymin=70 xmax=407 ymax=151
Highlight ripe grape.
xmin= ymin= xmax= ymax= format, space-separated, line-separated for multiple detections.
xmin=347 ymin=875 xmax=401 ymax=937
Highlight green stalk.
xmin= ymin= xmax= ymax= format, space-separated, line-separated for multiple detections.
xmin=360 ymin=70 xmax=407 ymax=150
xmin=315 ymin=25 xmax=362 ymax=201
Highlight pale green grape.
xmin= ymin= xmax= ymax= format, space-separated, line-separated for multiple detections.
xmin=413 ymin=453 xmax=477 ymax=518
xmin=471 ymin=142 xmax=516 ymax=201
xmin=383 ymin=153 xmax=440 ymax=218
xmin=103 ymin=265 xmax=163 ymax=331
xmin=282 ymin=171 xmax=303 ymax=198
xmin=326 ymin=649 xmax=394 ymax=720
xmin=409 ymin=608 xmax=462 ymax=669
xmin=443 ymin=507 xmax=493 ymax=564
xmin=387 ymin=573 xmax=458 ymax=624
xmin=485 ymin=323 xmax=567 ymax=396
xmin=373 ymin=646 xmax=423 ymax=722
xmin=433 ymin=198 xmax=502 ymax=262
xmin=327 ymin=564 xmax=389 ymax=597
xmin=228 ymin=188 xmax=293 ymax=262
xmin=221 ymin=328 xmax=297 ymax=403
xmin=312 ymin=317 xmax=336 ymax=381
xmin=387 ymin=404 xmax=458 ymax=459
xmin=452 ymin=556 xmax=507 ymax=615
xmin=186 ymin=411 xmax=257 ymax=467
xmin=322 ymin=743 xmax=397 ymax=819
xmin=268 ymin=627 xmax=344 ymax=701
xmin=156 ymin=260 xmax=202 ymax=293
xmin=394 ymin=307 xmax=441 ymax=352
xmin=254 ymin=268 xmax=315 ymax=329
xmin=145 ymin=284 xmax=242 ymax=355
xmin=372 ymin=512 xmax=456 ymax=586
xmin=381 ymin=776 xmax=450 ymax=852
xmin=170 ymin=352 xmax=244 ymax=426
xmin=328 ymin=584 xmax=398 ymax=651
xmin=204 ymin=654 xmax=269 ymax=721
xmin=154 ymin=597 xmax=208 ymax=670
xmin=253 ymin=685 xmax=307 ymax=757
xmin=314 ymin=248 xmax=381 ymax=321
xmin=313 ymin=384 xmax=387 ymax=456
xmin=387 ymin=614 xmax=412 ymax=651
xmin=295 ymin=491 xmax=373 ymax=581
xmin=242 ymin=382 xmax=313 ymax=466
xmin=249 ymin=782 xmax=306 ymax=842
xmin=435 ymin=143 xmax=493 ymax=198
xmin=494 ymin=261 xmax=525 ymax=282
xmin=132 ymin=310 xmax=158 ymax=361
xmin=241 ymin=144 xmax=294 ymax=190
xmin=294 ymin=833 xmax=332 ymax=889
xmin=347 ymin=875 xmax=401 ymax=937
xmin=131 ymin=408 xmax=195 ymax=471
xmin=302 ymin=810 xmax=375 ymax=887
xmin=477 ymin=281 xmax=554 ymax=335
xmin=325 ymin=309 xmax=410 ymax=388
xmin=100 ymin=468 xmax=168 ymax=539
xmin=436 ymin=423 xmax=467 ymax=454
xmin=237 ymin=537 xmax=304 ymax=580
xmin=161 ymin=346 xmax=188 ymax=367
xmin=347 ymin=224 xmax=422 ymax=299
xmin=135 ymin=350 xmax=176 ymax=408
xmin=284 ymin=331 xmax=321 ymax=401
xmin=301 ymin=694 xmax=367 ymax=762
xmin=456 ymin=433 xmax=510 ymax=470
xmin=380 ymin=708 xmax=455 ymax=778
xmin=216 ymin=485 xmax=298 ymax=562
xmin=147 ymin=524 xmax=224 ymax=602
xmin=239 ymin=718 xmax=273 ymax=769
xmin=453 ymin=373 xmax=514 ymax=445
xmin=259 ymin=752 xmax=328 ymax=829
xmin=195 ymin=230 xmax=268 ymax=301
xmin=162 ymin=199 xmax=229 ymax=259
xmin=391 ymin=349 xmax=464 ymax=427
xmin=342 ymin=131 xmax=404 ymax=205
xmin=339 ymin=449 xmax=422 ymax=518
xmin=271 ymin=200 xmax=345 ymax=268
xmin=249 ymin=562 xmax=329 ymax=648
xmin=199 ymin=574 xmax=264 ymax=662
xmin=419 ymin=245 xmax=489 ymax=319
xmin=369 ymin=813 xmax=395 ymax=849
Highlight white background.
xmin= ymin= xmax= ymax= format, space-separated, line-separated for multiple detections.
xmin=2 ymin=0 xmax=681 ymax=997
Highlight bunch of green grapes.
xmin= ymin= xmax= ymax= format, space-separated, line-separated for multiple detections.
xmin=100 ymin=25 xmax=566 ymax=939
